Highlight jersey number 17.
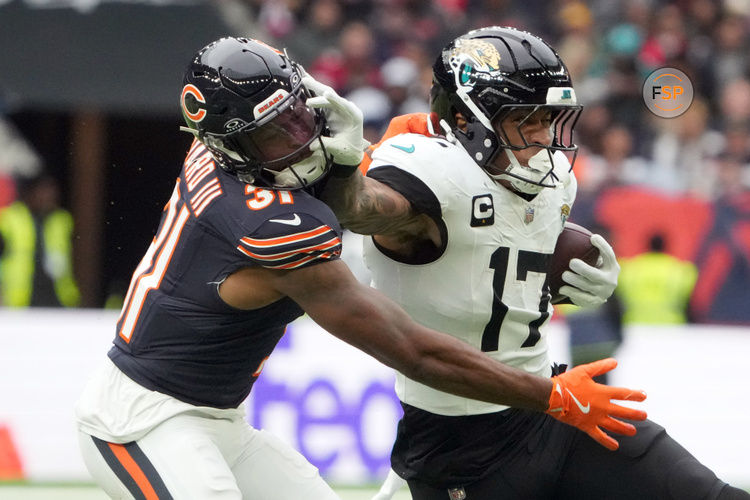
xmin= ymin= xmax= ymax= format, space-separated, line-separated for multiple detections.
xmin=481 ymin=246 xmax=551 ymax=352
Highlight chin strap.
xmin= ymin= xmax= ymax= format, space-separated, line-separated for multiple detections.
xmin=438 ymin=119 xmax=459 ymax=144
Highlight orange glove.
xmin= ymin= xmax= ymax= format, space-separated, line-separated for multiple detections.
xmin=546 ymin=358 xmax=647 ymax=451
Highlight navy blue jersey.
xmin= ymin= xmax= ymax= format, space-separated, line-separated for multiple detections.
xmin=109 ymin=140 xmax=343 ymax=408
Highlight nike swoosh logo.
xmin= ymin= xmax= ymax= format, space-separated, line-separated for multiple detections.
xmin=391 ymin=144 xmax=415 ymax=153
xmin=566 ymin=389 xmax=591 ymax=414
xmin=268 ymin=214 xmax=301 ymax=226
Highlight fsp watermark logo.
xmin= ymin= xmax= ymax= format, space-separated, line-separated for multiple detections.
xmin=642 ymin=67 xmax=694 ymax=118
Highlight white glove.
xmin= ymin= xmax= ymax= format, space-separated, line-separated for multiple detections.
xmin=559 ymin=234 xmax=620 ymax=308
xmin=371 ymin=468 xmax=407 ymax=500
xmin=302 ymin=75 xmax=370 ymax=167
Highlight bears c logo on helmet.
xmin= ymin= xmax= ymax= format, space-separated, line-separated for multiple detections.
xmin=181 ymin=84 xmax=207 ymax=123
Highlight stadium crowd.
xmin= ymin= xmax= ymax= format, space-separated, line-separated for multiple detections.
xmin=218 ymin=0 xmax=750 ymax=323
xmin=213 ymin=0 xmax=750 ymax=201
xmin=1 ymin=0 xmax=749 ymax=322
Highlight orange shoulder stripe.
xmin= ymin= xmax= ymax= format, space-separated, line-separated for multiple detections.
xmin=240 ymin=225 xmax=332 ymax=248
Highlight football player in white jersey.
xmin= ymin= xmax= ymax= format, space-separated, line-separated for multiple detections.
xmin=313 ymin=26 xmax=749 ymax=500
xmin=73 ymin=36 xmax=649 ymax=500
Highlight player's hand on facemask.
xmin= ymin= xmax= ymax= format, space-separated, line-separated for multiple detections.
xmin=546 ymin=358 xmax=647 ymax=451
xmin=558 ymin=234 xmax=619 ymax=308
xmin=302 ymin=75 xmax=370 ymax=169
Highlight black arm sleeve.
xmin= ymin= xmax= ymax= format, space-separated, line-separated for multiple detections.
xmin=366 ymin=165 xmax=448 ymax=265
xmin=367 ymin=165 xmax=441 ymax=220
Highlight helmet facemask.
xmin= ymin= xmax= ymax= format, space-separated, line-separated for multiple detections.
xmin=430 ymin=26 xmax=583 ymax=194
xmin=197 ymin=85 xmax=332 ymax=189
xmin=180 ymin=37 xmax=334 ymax=190
xmin=487 ymin=103 xmax=581 ymax=194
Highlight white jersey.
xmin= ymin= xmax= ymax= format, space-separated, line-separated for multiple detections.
xmin=364 ymin=133 xmax=577 ymax=416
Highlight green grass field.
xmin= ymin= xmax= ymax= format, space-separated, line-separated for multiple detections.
xmin=0 ymin=483 xmax=413 ymax=499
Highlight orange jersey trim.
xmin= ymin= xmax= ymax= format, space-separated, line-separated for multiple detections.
xmin=237 ymin=236 xmax=341 ymax=261
xmin=240 ymin=225 xmax=332 ymax=248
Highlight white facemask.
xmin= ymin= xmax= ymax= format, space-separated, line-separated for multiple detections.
xmin=269 ymin=147 xmax=330 ymax=189
xmin=491 ymin=149 xmax=557 ymax=194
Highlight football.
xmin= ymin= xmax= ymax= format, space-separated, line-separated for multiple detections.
xmin=548 ymin=222 xmax=600 ymax=304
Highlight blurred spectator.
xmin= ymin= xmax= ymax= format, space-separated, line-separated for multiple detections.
xmin=690 ymin=164 xmax=750 ymax=323
xmin=380 ymin=55 xmax=430 ymax=115
xmin=211 ymin=0 xmax=267 ymax=41
xmin=709 ymin=14 xmax=749 ymax=94
xmin=572 ymin=100 xmax=612 ymax=155
xmin=714 ymin=153 xmax=750 ymax=197
xmin=718 ymin=77 xmax=750 ymax=127
xmin=0 ymin=175 xmax=14 ymax=209
xmin=0 ymin=174 xmax=80 ymax=308
xmin=721 ymin=121 xmax=750 ymax=163
xmin=617 ymin=233 xmax=697 ymax=325
xmin=345 ymin=85 xmax=391 ymax=142
xmin=283 ymin=0 xmax=343 ymax=66
xmin=103 ymin=279 xmax=127 ymax=311
xmin=638 ymin=3 xmax=688 ymax=70
xmin=308 ymin=21 xmax=382 ymax=93
xmin=555 ymin=1 xmax=596 ymax=85
xmin=683 ymin=0 xmax=720 ymax=97
xmin=577 ymin=124 xmax=650 ymax=193
xmin=0 ymin=117 xmax=43 ymax=208
xmin=648 ymin=97 xmax=725 ymax=198
xmin=257 ymin=0 xmax=295 ymax=39
xmin=602 ymin=56 xmax=647 ymax=138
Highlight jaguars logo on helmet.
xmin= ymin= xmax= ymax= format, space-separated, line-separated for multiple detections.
xmin=449 ymin=38 xmax=503 ymax=89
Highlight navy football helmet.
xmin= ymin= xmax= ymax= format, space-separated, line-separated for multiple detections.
xmin=431 ymin=26 xmax=582 ymax=193
xmin=180 ymin=37 xmax=331 ymax=189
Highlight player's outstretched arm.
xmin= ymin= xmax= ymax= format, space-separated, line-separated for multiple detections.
xmin=223 ymin=261 xmax=648 ymax=450
xmin=278 ymin=262 xmax=647 ymax=451
xmin=266 ymin=259 xmax=553 ymax=412
xmin=546 ymin=358 xmax=647 ymax=450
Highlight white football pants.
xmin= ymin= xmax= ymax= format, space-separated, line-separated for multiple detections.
xmin=78 ymin=411 xmax=341 ymax=499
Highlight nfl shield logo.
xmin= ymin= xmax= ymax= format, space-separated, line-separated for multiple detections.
xmin=448 ymin=487 xmax=467 ymax=500
xmin=524 ymin=206 xmax=535 ymax=224
xmin=560 ymin=203 xmax=571 ymax=224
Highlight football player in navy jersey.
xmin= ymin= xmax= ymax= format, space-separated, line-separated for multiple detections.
xmin=74 ymin=36 xmax=641 ymax=500
xmin=314 ymin=27 xmax=749 ymax=500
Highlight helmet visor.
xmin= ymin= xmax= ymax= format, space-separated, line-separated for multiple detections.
xmin=232 ymin=97 xmax=321 ymax=172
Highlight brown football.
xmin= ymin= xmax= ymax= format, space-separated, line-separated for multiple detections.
xmin=548 ymin=222 xmax=600 ymax=304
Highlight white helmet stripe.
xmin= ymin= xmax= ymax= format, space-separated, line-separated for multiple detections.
xmin=455 ymin=87 xmax=493 ymax=130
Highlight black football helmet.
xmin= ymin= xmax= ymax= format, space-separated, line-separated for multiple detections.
xmin=431 ymin=26 xmax=582 ymax=193
xmin=180 ymin=37 xmax=331 ymax=189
